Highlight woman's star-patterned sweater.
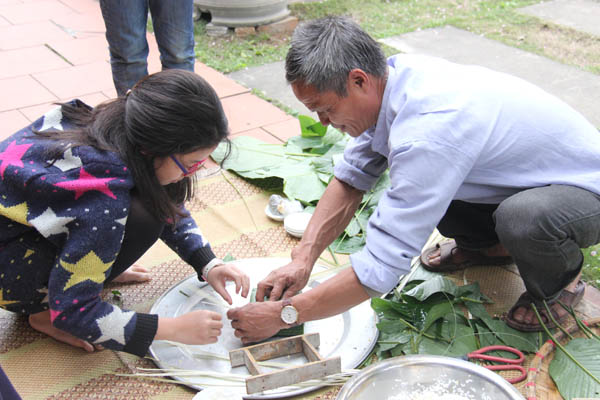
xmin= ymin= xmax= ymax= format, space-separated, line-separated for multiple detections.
xmin=0 ymin=104 xmax=217 ymax=357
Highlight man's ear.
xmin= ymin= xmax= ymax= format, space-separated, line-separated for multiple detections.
xmin=348 ymin=69 xmax=369 ymax=90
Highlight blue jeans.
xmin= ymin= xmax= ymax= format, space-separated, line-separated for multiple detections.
xmin=437 ymin=185 xmax=600 ymax=300
xmin=100 ymin=0 xmax=195 ymax=96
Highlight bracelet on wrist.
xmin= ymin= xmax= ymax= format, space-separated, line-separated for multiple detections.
xmin=201 ymin=258 xmax=224 ymax=280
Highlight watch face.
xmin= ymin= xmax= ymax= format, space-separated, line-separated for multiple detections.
xmin=281 ymin=305 xmax=298 ymax=324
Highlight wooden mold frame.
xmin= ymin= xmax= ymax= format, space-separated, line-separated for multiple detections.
xmin=229 ymin=333 xmax=341 ymax=394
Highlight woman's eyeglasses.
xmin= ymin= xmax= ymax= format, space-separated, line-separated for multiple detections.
xmin=170 ymin=155 xmax=207 ymax=177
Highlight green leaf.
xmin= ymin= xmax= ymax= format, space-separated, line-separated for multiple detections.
xmin=303 ymin=206 xmax=316 ymax=214
xmin=390 ymin=342 xmax=408 ymax=357
xmin=420 ymin=322 xmax=478 ymax=357
xmin=372 ymin=297 xmax=413 ymax=319
xmin=421 ymin=301 xmax=454 ymax=333
xmin=345 ymin=211 xmax=370 ymax=237
xmin=322 ymin=125 xmax=346 ymax=145
xmin=550 ymin=338 xmax=600 ymax=399
xmin=405 ymin=265 xmax=442 ymax=282
xmin=377 ymin=319 xmax=413 ymax=334
xmin=283 ymin=171 xmax=327 ymax=203
xmin=466 ymin=302 xmax=539 ymax=352
xmin=212 ymin=136 xmax=291 ymax=172
xmin=331 ymin=235 xmax=366 ymax=254
xmin=299 ymin=115 xmax=327 ymax=137
xmin=456 ymin=282 xmax=484 ymax=300
xmin=364 ymin=171 xmax=391 ymax=206
xmin=311 ymin=156 xmax=334 ymax=175
xmin=403 ymin=275 xmax=459 ymax=301
xmin=222 ymin=253 xmax=235 ymax=262
xmin=286 ymin=135 xmax=324 ymax=150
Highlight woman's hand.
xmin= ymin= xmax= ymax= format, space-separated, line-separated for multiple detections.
xmin=206 ymin=263 xmax=250 ymax=305
xmin=156 ymin=310 xmax=223 ymax=344
xmin=112 ymin=264 xmax=151 ymax=283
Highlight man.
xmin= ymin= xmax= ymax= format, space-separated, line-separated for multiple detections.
xmin=227 ymin=16 xmax=600 ymax=343
xmin=100 ymin=0 xmax=195 ymax=96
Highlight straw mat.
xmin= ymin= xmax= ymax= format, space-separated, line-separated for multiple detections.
xmin=1 ymin=170 xmax=598 ymax=399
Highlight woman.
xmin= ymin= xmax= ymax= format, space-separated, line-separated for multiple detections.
xmin=0 ymin=69 xmax=249 ymax=357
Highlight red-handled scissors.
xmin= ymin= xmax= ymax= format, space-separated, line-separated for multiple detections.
xmin=463 ymin=345 xmax=526 ymax=384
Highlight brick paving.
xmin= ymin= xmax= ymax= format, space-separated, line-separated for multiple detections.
xmin=0 ymin=0 xmax=301 ymax=142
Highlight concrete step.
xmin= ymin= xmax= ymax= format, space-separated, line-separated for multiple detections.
xmin=518 ymin=0 xmax=600 ymax=37
xmin=380 ymin=26 xmax=600 ymax=127
xmin=227 ymin=61 xmax=317 ymax=119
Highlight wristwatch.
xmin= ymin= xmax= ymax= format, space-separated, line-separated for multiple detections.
xmin=280 ymin=298 xmax=299 ymax=325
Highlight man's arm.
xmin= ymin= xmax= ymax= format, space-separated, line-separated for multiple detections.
xmin=256 ymin=177 xmax=364 ymax=301
xmin=228 ymin=267 xmax=370 ymax=344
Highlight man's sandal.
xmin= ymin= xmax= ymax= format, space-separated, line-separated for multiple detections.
xmin=420 ymin=239 xmax=513 ymax=272
xmin=504 ymin=281 xmax=586 ymax=332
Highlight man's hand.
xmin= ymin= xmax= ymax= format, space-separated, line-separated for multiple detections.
xmin=256 ymin=260 xmax=312 ymax=302
xmin=227 ymin=301 xmax=286 ymax=344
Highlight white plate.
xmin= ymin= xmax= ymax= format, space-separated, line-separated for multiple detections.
xmin=283 ymin=212 xmax=312 ymax=238
xmin=264 ymin=205 xmax=284 ymax=222
xmin=148 ymin=257 xmax=378 ymax=399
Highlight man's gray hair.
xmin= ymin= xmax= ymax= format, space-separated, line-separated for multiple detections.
xmin=285 ymin=16 xmax=387 ymax=97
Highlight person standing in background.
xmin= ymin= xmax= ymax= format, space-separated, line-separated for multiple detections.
xmin=100 ymin=0 xmax=195 ymax=96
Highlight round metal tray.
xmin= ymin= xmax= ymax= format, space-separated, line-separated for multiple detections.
xmin=148 ymin=257 xmax=378 ymax=399
xmin=336 ymin=355 xmax=525 ymax=400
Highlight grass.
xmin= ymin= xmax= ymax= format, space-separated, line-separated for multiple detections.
xmin=583 ymin=245 xmax=600 ymax=289
xmin=194 ymin=0 xmax=600 ymax=74
xmin=192 ymin=0 xmax=600 ymax=289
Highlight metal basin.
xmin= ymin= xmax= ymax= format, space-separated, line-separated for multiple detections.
xmin=336 ymin=355 xmax=525 ymax=400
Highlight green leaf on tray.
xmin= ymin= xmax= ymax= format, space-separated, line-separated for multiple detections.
xmin=549 ymin=338 xmax=600 ymax=399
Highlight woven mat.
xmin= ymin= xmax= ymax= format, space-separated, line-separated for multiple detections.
xmin=0 ymin=170 xmax=598 ymax=399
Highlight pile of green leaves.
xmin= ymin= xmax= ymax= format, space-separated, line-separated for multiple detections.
xmin=211 ymin=115 xmax=390 ymax=254
xmin=373 ymin=267 xmax=542 ymax=360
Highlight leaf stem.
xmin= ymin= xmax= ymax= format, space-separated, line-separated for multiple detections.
xmin=395 ymin=317 xmax=452 ymax=343
xmin=284 ymin=152 xmax=320 ymax=157
xmin=542 ymin=300 xmax=574 ymax=340
xmin=557 ymin=300 xmax=600 ymax=341
xmin=531 ymin=303 xmax=600 ymax=385
xmin=458 ymin=296 xmax=485 ymax=304
xmin=328 ymin=245 xmax=340 ymax=266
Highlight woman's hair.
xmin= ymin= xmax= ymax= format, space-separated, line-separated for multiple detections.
xmin=285 ymin=16 xmax=387 ymax=97
xmin=35 ymin=69 xmax=230 ymax=223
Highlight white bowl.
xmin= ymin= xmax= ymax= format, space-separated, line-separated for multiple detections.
xmin=284 ymin=212 xmax=313 ymax=238
xmin=264 ymin=204 xmax=284 ymax=222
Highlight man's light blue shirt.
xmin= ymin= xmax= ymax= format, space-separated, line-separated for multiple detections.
xmin=334 ymin=54 xmax=600 ymax=294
